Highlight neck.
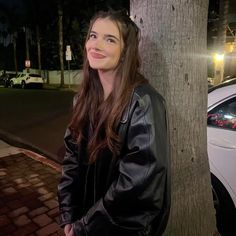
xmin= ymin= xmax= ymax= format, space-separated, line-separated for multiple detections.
xmin=98 ymin=70 xmax=116 ymax=100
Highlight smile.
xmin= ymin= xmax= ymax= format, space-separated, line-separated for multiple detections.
xmin=90 ymin=52 xmax=106 ymax=59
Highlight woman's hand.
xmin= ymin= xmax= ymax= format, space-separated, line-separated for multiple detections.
xmin=64 ymin=224 xmax=74 ymax=236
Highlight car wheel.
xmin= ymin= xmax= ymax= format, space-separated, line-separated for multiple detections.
xmin=21 ymin=81 xmax=26 ymax=89
xmin=211 ymin=174 xmax=236 ymax=235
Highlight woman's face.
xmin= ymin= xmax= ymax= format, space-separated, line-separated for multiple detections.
xmin=86 ymin=18 xmax=124 ymax=72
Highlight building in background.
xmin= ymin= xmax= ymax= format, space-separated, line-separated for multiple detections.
xmin=209 ymin=0 xmax=236 ymax=85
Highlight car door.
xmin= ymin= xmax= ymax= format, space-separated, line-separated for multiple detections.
xmin=207 ymin=95 xmax=236 ymax=202
xmin=15 ymin=74 xmax=22 ymax=85
xmin=19 ymin=74 xmax=26 ymax=84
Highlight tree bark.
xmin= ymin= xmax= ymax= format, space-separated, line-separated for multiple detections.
xmin=130 ymin=0 xmax=218 ymax=235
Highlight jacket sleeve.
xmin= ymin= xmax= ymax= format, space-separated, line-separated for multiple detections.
xmin=57 ymin=128 xmax=82 ymax=227
xmin=72 ymin=93 xmax=170 ymax=236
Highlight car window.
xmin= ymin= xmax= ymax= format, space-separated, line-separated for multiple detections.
xmin=8 ymin=74 xmax=16 ymax=79
xmin=208 ymin=97 xmax=236 ymax=131
xmin=29 ymin=74 xmax=41 ymax=77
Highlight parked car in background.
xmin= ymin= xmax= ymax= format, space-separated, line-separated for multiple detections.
xmin=0 ymin=73 xmax=6 ymax=86
xmin=10 ymin=73 xmax=26 ymax=88
xmin=0 ymin=72 xmax=16 ymax=87
xmin=208 ymin=78 xmax=236 ymax=234
xmin=10 ymin=73 xmax=43 ymax=88
xmin=5 ymin=73 xmax=17 ymax=87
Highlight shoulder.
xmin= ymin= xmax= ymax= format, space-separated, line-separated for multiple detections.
xmin=121 ymin=82 xmax=166 ymax=123
xmin=133 ymin=82 xmax=166 ymax=108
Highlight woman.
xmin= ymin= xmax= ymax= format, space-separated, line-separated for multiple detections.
xmin=58 ymin=10 xmax=170 ymax=236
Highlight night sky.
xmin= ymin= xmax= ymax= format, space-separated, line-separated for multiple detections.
xmin=0 ymin=0 xmax=221 ymax=71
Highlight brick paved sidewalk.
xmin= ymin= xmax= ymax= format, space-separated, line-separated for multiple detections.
xmin=0 ymin=150 xmax=64 ymax=236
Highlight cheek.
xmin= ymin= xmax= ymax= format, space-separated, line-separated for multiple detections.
xmin=115 ymin=49 xmax=122 ymax=61
xmin=85 ymin=43 xmax=91 ymax=58
xmin=86 ymin=41 xmax=92 ymax=52
xmin=85 ymin=42 xmax=89 ymax=52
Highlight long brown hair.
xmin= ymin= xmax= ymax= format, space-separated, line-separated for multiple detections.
xmin=69 ymin=10 xmax=146 ymax=163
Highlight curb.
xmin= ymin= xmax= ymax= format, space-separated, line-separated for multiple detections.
xmin=43 ymin=84 xmax=78 ymax=92
xmin=0 ymin=129 xmax=61 ymax=164
xmin=21 ymin=148 xmax=61 ymax=172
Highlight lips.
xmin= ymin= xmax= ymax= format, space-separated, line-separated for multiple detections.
xmin=90 ymin=52 xmax=106 ymax=59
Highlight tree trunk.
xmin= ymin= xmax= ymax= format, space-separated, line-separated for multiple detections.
xmin=130 ymin=1 xmax=218 ymax=235
xmin=25 ymin=27 xmax=30 ymax=73
xmin=13 ymin=34 xmax=17 ymax=74
xmin=218 ymin=0 xmax=229 ymax=51
xmin=58 ymin=3 xmax=64 ymax=87
xmin=214 ymin=0 xmax=229 ymax=84
xmin=36 ymin=24 xmax=41 ymax=75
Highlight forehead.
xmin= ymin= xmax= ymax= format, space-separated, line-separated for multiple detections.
xmin=91 ymin=18 xmax=120 ymax=37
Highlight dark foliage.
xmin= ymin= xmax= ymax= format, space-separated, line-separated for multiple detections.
xmin=0 ymin=0 xmax=129 ymax=71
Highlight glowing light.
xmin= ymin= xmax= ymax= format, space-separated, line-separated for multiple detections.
xmin=213 ymin=53 xmax=224 ymax=62
xmin=224 ymin=114 xmax=234 ymax=119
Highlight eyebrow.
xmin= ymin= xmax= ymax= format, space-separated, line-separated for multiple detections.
xmin=90 ymin=31 xmax=120 ymax=41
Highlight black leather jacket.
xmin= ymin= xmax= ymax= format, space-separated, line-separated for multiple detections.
xmin=58 ymin=83 xmax=170 ymax=236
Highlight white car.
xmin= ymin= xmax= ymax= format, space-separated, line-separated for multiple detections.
xmin=10 ymin=73 xmax=43 ymax=88
xmin=208 ymin=79 xmax=236 ymax=233
xmin=10 ymin=73 xmax=25 ymax=88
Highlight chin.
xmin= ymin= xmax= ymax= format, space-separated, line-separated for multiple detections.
xmin=89 ymin=63 xmax=107 ymax=70
xmin=88 ymin=61 xmax=101 ymax=69
xmin=89 ymin=65 xmax=102 ymax=70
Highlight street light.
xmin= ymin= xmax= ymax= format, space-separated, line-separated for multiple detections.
xmin=213 ymin=53 xmax=224 ymax=62
xmin=213 ymin=52 xmax=225 ymax=85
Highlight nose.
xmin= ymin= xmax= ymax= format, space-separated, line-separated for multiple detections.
xmin=91 ymin=38 xmax=104 ymax=51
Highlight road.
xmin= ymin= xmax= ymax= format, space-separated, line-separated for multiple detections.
xmin=0 ymin=86 xmax=76 ymax=163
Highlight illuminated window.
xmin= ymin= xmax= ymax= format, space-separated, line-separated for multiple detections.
xmin=208 ymin=97 xmax=236 ymax=130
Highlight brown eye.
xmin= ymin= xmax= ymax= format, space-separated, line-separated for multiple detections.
xmin=89 ymin=33 xmax=96 ymax=39
xmin=106 ymin=38 xmax=115 ymax=43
